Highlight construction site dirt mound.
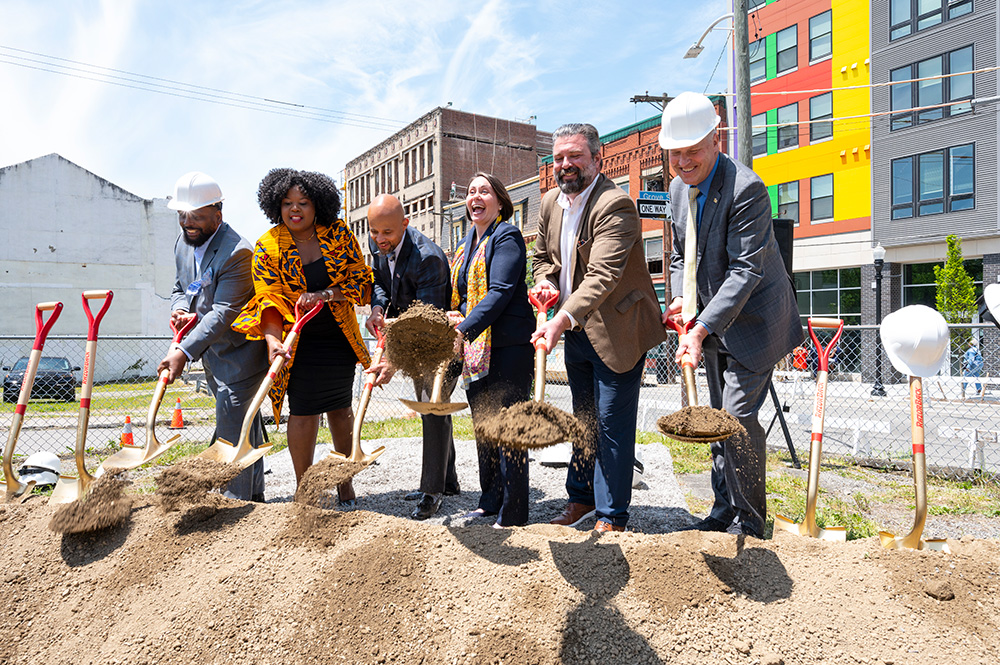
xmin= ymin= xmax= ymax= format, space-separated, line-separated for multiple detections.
xmin=384 ymin=302 xmax=456 ymax=378
xmin=2 ymin=495 xmax=998 ymax=664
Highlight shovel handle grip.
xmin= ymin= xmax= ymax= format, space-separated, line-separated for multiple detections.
xmin=81 ymin=290 xmax=114 ymax=341
xmin=32 ymin=301 xmax=64 ymax=351
xmin=291 ymin=300 xmax=324 ymax=334
xmin=170 ymin=314 xmax=199 ymax=342
xmin=807 ymin=317 xmax=844 ymax=374
xmin=529 ymin=289 xmax=559 ymax=314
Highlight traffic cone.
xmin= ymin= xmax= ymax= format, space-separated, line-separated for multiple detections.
xmin=168 ymin=397 xmax=186 ymax=429
xmin=120 ymin=416 xmax=137 ymax=447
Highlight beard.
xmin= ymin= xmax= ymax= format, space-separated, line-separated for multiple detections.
xmin=556 ymin=163 xmax=597 ymax=194
xmin=181 ymin=228 xmax=213 ymax=247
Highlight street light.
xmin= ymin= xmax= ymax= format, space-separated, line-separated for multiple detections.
xmin=682 ymin=12 xmax=740 ymax=164
xmin=871 ymin=242 xmax=887 ymax=397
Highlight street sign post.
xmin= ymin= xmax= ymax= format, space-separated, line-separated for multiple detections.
xmin=637 ymin=190 xmax=670 ymax=219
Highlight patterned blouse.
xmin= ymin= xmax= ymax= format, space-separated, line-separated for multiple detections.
xmin=232 ymin=220 xmax=373 ymax=417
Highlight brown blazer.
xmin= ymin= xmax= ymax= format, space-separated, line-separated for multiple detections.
xmin=533 ymin=174 xmax=666 ymax=373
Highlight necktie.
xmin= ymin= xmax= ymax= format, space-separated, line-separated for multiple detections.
xmin=681 ymin=186 xmax=699 ymax=324
xmin=387 ymin=252 xmax=397 ymax=279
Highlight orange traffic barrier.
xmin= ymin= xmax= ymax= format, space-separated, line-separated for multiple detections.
xmin=168 ymin=397 xmax=186 ymax=429
xmin=121 ymin=416 xmax=137 ymax=447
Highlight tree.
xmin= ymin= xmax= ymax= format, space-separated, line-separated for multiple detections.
xmin=934 ymin=235 xmax=976 ymax=362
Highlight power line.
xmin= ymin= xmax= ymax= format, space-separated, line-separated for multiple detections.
xmin=0 ymin=44 xmax=408 ymax=132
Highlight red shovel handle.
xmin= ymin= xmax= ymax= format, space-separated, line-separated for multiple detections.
xmin=291 ymin=300 xmax=324 ymax=335
xmin=807 ymin=317 xmax=844 ymax=373
xmin=170 ymin=314 xmax=198 ymax=343
xmin=81 ymin=290 xmax=114 ymax=341
xmin=32 ymin=301 xmax=64 ymax=351
xmin=666 ymin=318 xmax=698 ymax=369
xmin=529 ymin=289 xmax=559 ymax=314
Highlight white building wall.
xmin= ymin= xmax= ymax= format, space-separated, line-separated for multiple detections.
xmin=0 ymin=154 xmax=179 ymax=381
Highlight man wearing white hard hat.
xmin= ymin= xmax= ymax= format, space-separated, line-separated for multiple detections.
xmin=661 ymin=92 xmax=802 ymax=538
xmin=158 ymin=172 xmax=270 ymax=501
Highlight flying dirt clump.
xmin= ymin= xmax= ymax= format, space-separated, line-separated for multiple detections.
xmin=384 ymin=302 xmax=456 ymax=378
xmin=48 ymin=472 xmax=133 ymax=534
xmin=154 ymin=458 xmax=244 ymax=512
xmin=294 ymin=456 xmax=370 ymax=508
xmin=475 ymin=400 xmax=591 ymax=453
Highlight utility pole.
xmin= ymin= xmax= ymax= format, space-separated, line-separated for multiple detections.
xmin=734 ymin=0 xmax=752 ymax=168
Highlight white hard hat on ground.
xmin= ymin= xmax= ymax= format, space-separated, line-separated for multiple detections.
xmin=632 ymin=448 xmax=645 ymax=489
xmin=658 ymin=91 xmax=721 ymax=150
xmin=880 ymin=305 xmax=950 ymax=377
xmin=535 ymin=441 xmax=572 ymax=467
xmin=985 ymin=283 xmax=1000 ymax=321
xmin=18 ymin=451 xmax=62 ymax=488
xmin=167 ymin=171 xmax=224 ymax=211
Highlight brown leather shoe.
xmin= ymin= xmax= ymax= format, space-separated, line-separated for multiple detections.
xmin=594 ymin=520 xmax=625 ymax=533
xmin=549 ymin=502 xmax=596 ymax=527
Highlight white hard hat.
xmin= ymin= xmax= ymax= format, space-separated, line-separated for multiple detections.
xmin=18 ymin=451 xmax=61 ymax=488
xmin=985 ymin=283 xmax=1000 ymax=321
xmin=167 ymin=171 xmax=224 ymax=211
xmin=632 ymin=448 xmax=645 ymax=489
xmin=535 ymin=441 xmax=572 ymax=467
xmin=881 ymin=305 xmax=950 ymax=377
xmin=658 ymin=92 xmax=721 ymax=150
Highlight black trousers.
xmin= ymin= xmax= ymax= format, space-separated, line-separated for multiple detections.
xmin=413 ymin=360 xmax=462 ymax=495
xmin=466 ymin=343 xmax=532 ymax=526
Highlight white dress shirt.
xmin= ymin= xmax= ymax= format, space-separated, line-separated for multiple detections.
xmin=550 ymin=175 xmax=600 ymax=328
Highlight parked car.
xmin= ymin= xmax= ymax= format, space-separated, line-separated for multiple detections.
xmin=2 ymin=356 xmax=80 ymax=402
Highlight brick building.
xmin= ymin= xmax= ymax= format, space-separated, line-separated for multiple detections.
xmin=345 ymin=107 xmax=551 ymax=261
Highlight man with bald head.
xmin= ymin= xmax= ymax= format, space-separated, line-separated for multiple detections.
xmin=365 ymin=193 xmax=459 ymax=520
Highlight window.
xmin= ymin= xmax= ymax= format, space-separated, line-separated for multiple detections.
xmin=890 ymin=46 xmax=972 ymax=130
xmin=811 ymin=174 xmax=834 ymax=221
xmin=776 ymin=25 xmax=797 ymax=75
xmin=809 ymin=11 xmax=832 ymax=61
xmin=645 ymin=238 xmax=664 ymax=275
xmin=749 ymin=39 xmax=766 ymax=82
xmin=890 ymin=0 xmax=973 ymax=40
xmin=776 ymin=103 xmax=798 ymax=150
xmin=809 ymin=93 xmax=833 ymax=142
xmin=748 ymin=0 xmax=766 ymax=9
xmin=793 ymin=268 xmax=862 ymax=370
xmin=777 ymin=181 xmax=799 ymax=224
xmin=751 ymin=112 xmax=767 ymax=156
xmin=892 ymin=144 xmax=974 ymax=219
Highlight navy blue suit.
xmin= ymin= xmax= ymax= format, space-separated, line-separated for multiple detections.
xmin=454 ymin=221 xmax=534 ymax=526
xmin=369 ymin=227 xmax=460 ymax=496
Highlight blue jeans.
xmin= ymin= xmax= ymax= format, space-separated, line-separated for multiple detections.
xmin=564 ymin=330 xmax=645 ymax=528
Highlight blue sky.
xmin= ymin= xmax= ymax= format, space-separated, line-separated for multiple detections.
xmin=1 ymin=0 xmax=732 ymax=242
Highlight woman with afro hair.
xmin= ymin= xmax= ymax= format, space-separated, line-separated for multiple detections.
xmin=233 ymin=168 xmax=373 ymax=504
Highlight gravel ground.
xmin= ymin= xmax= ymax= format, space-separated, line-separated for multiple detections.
xmin=263 ymin=437 xmax=695 ymax=533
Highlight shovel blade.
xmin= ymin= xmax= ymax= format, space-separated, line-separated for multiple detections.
xmin=233 ymin=442 xmax=272 ymax=471
xmin=198 ymin=437 xmax=239 ymax=464
xmin=774 ymin=514 xmax=846 ymax=542
xmin=399 ymin=398 xmax=468 ymax=416
xmin=879 ymin=530 xmax=950 ymax=553
xmin=49 ymin=475 xmax=84 ymax=505
xmin=96 ymin=433 xmax=181 ymax=475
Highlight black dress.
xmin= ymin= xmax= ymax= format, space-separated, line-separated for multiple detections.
xmin=286 ymin=259 xmax=357 ymax=415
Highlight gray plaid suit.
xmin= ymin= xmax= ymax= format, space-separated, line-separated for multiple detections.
xmin=171 ymin=222 xmax=269 ymax=500
xmin=669 ymin=153 xmax=803 ymax=536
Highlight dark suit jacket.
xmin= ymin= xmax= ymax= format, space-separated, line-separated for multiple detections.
xmin=369 ymin=226 xmax=450 ymax=315
xmin=170 ymin=222 xmax=268 ymax=385
xmin=668 ymin=152 xmax=803 ymax=373
xmin=534 ymin=174 xmax=666 ymax=373
xmin=454 ymin=222 xmax=534 ymax=348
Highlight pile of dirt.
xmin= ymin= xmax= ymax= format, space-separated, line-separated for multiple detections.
xmin=1 ymin=497 xmax=998 ymax=664
xmin=154 ymin=458 xmax=244 ymax=512
xmin=657 ymin=405 xmax=743 ymax=441
xmin=47 ymin=473 xmax=132 ymax=534
xmin=385 ymin=302 xmax=456 ymax=378
xmin=475 ymin=400 xmax=590 ymax=452
xmin=293 ymin=456 xmax=370 ymax=507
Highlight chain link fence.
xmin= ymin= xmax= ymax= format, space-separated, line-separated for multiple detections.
xmin=2 ymin=322 xmax=998 ymax=485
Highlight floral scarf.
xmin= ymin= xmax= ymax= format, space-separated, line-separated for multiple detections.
xmin=450 ymin=221 xmax=498 ymax=387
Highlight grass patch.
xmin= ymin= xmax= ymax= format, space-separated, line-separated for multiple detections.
xmin=657 ymin=435 xmax=712 ymax=475
xmin=765 ymin=473 xmax=879 ymax=540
